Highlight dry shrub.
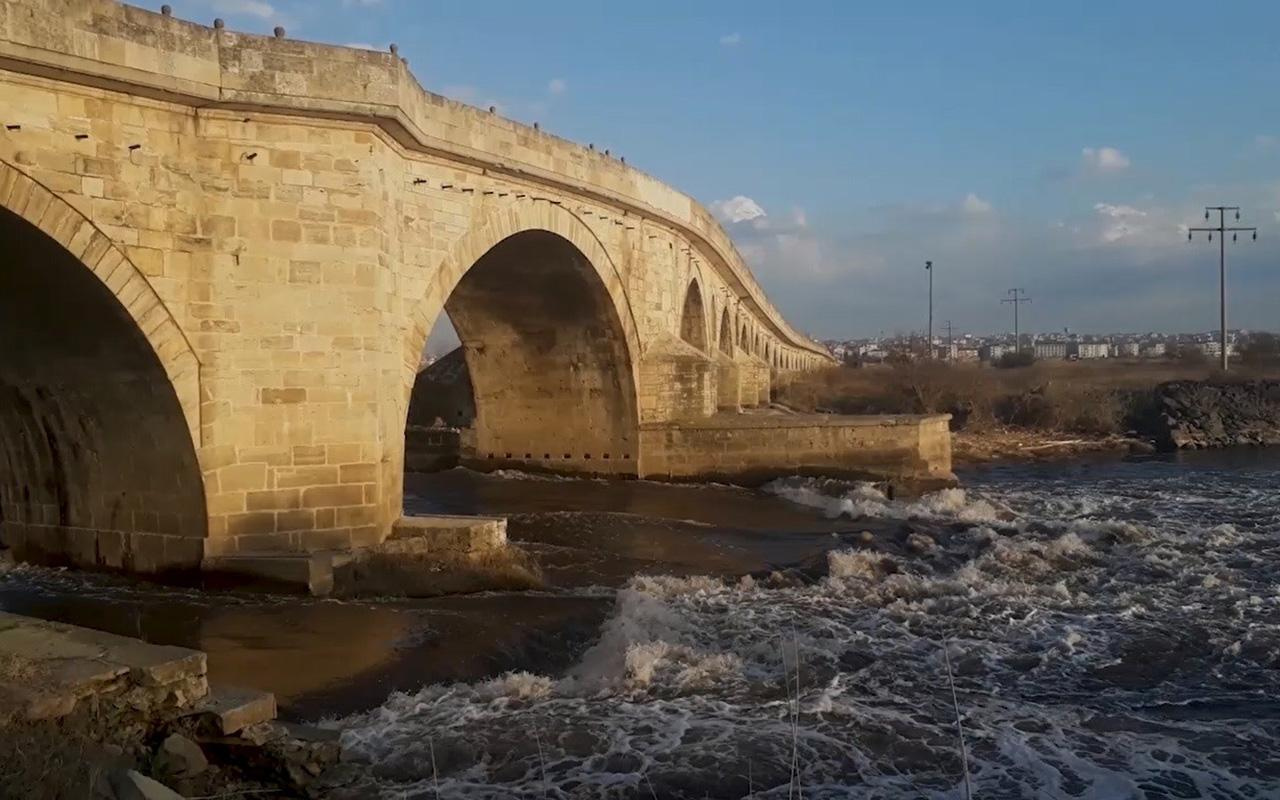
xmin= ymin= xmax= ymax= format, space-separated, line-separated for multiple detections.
xmin=0 ymin=714 xmax=114 ymax=800
xmin=335 ymin=545 xmax=545 ymax=598
xmin=777 ymin=359 xmax=1280 ymax=436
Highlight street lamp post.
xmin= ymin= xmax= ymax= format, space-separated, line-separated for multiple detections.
xmin=1186 ymin=206 xmax=1257 ymax=372
xmin=925 ymin=260 xmax=933 ymax=359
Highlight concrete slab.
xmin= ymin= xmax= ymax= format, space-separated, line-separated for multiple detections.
xmin=0 ymin=612 xmax=207 ymax=721
xmin=387 ymin=514 xmax=507 ymax=555
xmin=189 ymin=684 xmax=277 ymax=735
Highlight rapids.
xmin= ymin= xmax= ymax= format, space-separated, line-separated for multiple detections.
xmin=3 ymin=450 xmax=1279 ymax=797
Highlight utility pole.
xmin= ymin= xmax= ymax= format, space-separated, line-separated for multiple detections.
xmin=1186 ymin=206 xmax=1257 ymax=372
xmin=925 ymin=260 xmax=934 ymax=359
xmin=945 ymin=320 xmax=954 ymax=361
xmin=1001 ymin=289 xmax=1031 ymax=353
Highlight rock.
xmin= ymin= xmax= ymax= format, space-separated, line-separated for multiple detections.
xmin=106 ymin=769 xmax=186 ymax=800
xmin=906 ymin=532 xmax=937 ymax=554
xmin=857 ymin=530 xmax=875 ymax=545
xmin=153 ymin=733 xmax=207 ymax=779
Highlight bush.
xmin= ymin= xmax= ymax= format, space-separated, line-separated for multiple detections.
xmin=1167 ymin=344 xmax=1208 ymax=365
xmin=994 ymin=351 xmax=1036 ymax=369
xmin=1240 ymin=332 xmax=1280 ymax=365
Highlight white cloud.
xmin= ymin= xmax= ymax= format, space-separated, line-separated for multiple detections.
xmin=548 ymin=78 xmax=567 ymax=95
xmin=1093 ymin=202 xmax=1147 ymax=218
xmin=211 ymin=0 xmax=279 ymax=20
xmin=962 ymin=193 xmax=992 ymax=214
xmin=712 ymin=195 xmax=767 ymax=224
xmin=1081 ymin=146 xmax=1131 ymax=173
xmin=720 ymin=32 xmax=742 ymax=46
xmin=1256 ymin=134 xmax=1278 ymax=150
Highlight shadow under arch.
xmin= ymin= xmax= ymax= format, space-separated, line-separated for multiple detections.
xmin=679 ymin=278 xmax=708 ymax=351
xmin=0 ymin=162 xmax=206 ymax=570
xmin=401 ymin=203 xmax=642 ymax=499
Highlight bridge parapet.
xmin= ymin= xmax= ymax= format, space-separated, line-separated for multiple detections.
xmin=0 ymin=0 xmax=831 ymax=364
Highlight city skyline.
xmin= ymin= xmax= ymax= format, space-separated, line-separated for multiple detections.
xmin=197 ymin=0 xmax=1280 ymax=338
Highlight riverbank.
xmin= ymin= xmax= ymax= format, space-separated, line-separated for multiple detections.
xmin=777 ymin=361 xmax=1280 ymax=464
xmin=952 ymin=428 xmax=1146 ymax=464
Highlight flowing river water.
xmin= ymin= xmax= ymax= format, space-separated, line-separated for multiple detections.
xmin=2 ymin=450 xmax=1280 ymax=798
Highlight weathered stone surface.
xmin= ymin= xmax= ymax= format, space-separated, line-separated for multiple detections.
xmin=154 ymin=733 xmax=208 ymax=779
xmin=388 ymin=515 xmax=507 ymax=555
xmin=1133 ymin=380 xmax=1280 ymax=450
xmin=189 ymin=684 xmax=278 ymax=735
xmin=0 ymin=612 xmax=207 ymax=722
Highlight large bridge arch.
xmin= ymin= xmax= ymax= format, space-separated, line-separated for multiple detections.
xmin=0 ymin=160 xmax=206 ymax=570
xmin=401 ymin=201 xmax=642 ymax=498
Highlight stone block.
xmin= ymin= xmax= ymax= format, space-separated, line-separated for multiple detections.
xmin=189 ymin=684 xmax=278 ymax=735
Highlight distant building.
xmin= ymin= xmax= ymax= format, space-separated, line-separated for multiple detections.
xmin=1073 ymin=342 xmax=1109 ymax=359
xmin=1141 ymin=342 xmax=1167 ymax=358
xmin=1033 ymin=342 xmax=1068 ymax=360
xmin=980 ymin=344 xmax=1014 ymax=362
xmin=1199 ymin=341 xmax=1237 ymax=357
xmin=1117 ymin=342 xmax=1140 ymax=358
xmin=955 ymin=347 xmax=980 ymax=363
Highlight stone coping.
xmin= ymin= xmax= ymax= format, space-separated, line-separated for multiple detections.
xmin=641 ymin=413 xmax=951 ymax=431
xmin=0 ymin=0 xmax=831 ymax=361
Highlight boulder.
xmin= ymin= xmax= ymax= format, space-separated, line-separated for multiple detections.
xmin=153 ymin=733 xmax=207 ymax=779
xmin=906 ymin=532 xmax=937 ymax=554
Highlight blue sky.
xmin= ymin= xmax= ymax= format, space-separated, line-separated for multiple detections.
xmin=199 ymin=0 xmax=1279 ymax=338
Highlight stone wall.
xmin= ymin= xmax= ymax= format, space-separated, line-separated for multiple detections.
xmin=639 ymin=414 xmax=955 ymax=488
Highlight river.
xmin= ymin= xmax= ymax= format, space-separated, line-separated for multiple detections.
xmin=2 ymin=450 xmax=1279 ymax=798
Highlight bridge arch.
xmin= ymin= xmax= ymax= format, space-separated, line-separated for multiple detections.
xmin=403 ymin=201 xmax=642 ymax=487
xmin=0 ymin=160 xmax=206 ymax=568
xmin=679 ymin=277 xmax=709 ymax=351
xmin=718 ymin=307 xmax=733 ymax=355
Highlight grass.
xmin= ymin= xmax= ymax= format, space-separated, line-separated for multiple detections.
xmin=334 ymin=545 xmax=545 ymax=598
xmin=777 ymin=359 xmax=1280 ymax=437
xmin=0 ymin=712 xmax=116 ymax=800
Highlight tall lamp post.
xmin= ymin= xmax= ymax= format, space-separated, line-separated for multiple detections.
xmin=1186 ymin=206 xmax=1257 ymax=372
xmin=925 ymin=260 xmax=933 ymax=359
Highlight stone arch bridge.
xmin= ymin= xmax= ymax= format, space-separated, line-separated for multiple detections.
xmin=0 ymin=0 xmax=948 ymax=573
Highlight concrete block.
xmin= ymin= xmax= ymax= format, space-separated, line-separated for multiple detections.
xmin=189 ymin=684 xmax=278 ymax=735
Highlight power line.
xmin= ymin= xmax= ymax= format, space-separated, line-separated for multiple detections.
xmin=1186 ymin=205 xmax=1258 ymax=372
xmin=1001 ymin=289 xmax=1031 ymax=353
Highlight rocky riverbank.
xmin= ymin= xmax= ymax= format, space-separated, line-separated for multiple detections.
xmin=0 ymin=610 xmax=351 ymax=800
xmin=1134 ymin=379 xmax=1280 ymax=450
